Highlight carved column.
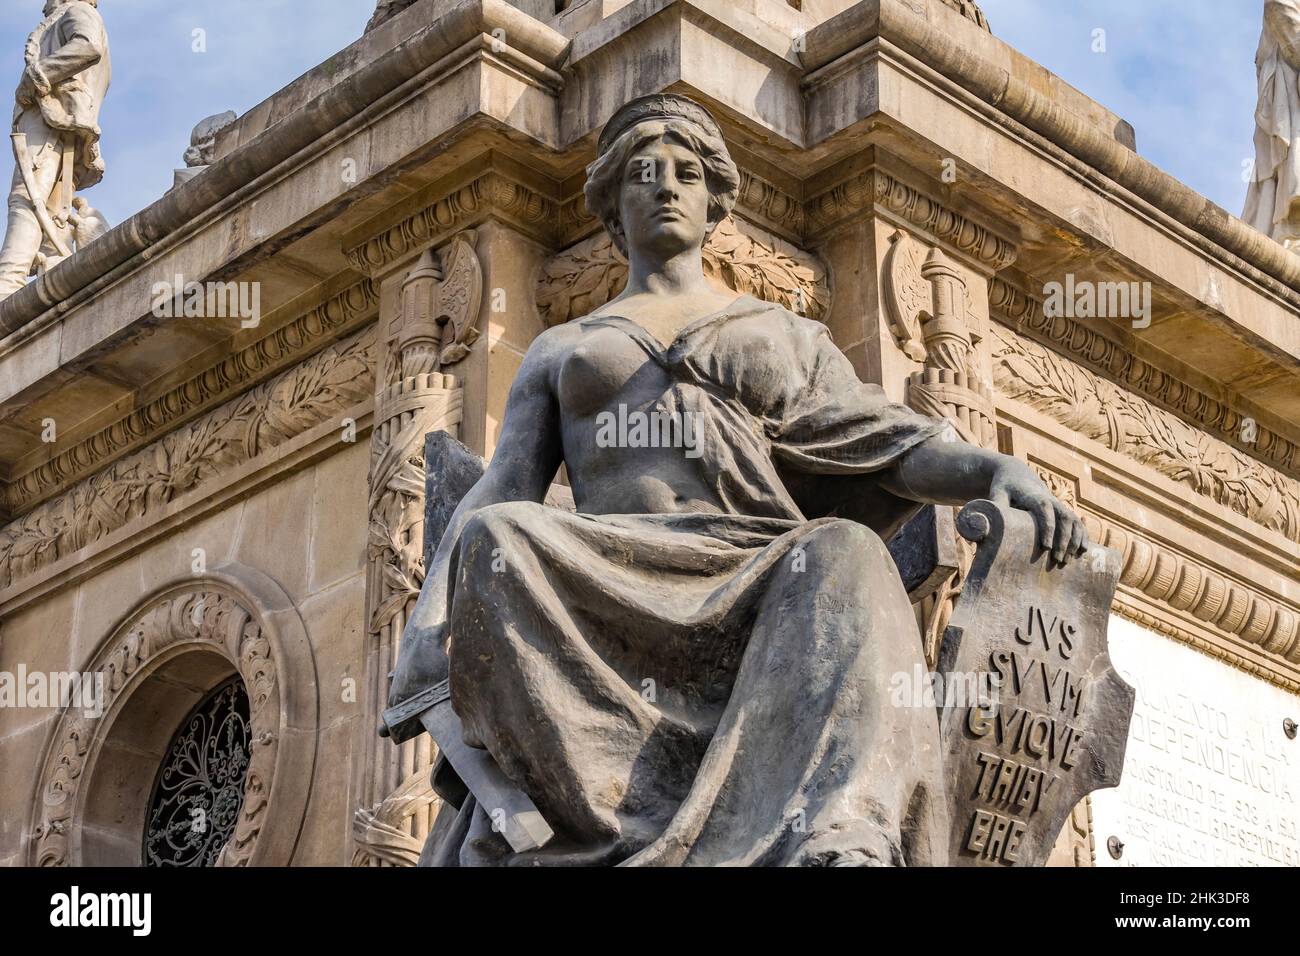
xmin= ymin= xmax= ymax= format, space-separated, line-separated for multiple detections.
xmin=906 ymin=247 xmax=997 ymax=449
xmin=352 ymin=233 xmax=481 ymax=866
xmin=878 ymin=227 xmax=1003 ymax=661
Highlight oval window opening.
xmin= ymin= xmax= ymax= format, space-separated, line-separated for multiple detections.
xmin=143 ymin=675 xmax=251 ymax=867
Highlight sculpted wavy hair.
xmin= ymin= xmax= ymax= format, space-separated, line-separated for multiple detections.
xmin=583 ymin=119 xmax=740 ymax=258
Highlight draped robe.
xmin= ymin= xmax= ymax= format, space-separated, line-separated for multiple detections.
xmin=423 ymin=296 xmax=953 ymax=866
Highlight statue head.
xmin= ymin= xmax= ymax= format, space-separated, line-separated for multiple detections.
xmin=584 ymin=94 xmax=739 ymax=261
xmin=44 ymin=0 xmax=95 ymax=14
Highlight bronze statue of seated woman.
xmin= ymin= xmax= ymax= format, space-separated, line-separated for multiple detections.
xmin=386 ymin=94 xmax=1090 ymax=867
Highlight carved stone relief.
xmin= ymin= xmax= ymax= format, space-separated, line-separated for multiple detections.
xmin=30 ymin=568 xmax=317 ymax=867
xmin=990 ymin=323 xmax=1300 ymax=544
xmin=535 ymin=217 xmax=830 ymax=326
xmin=0 ymin=331 xmax=377 ymax=592
xmin=2 ymin=279 xmax=378 ymax=517
xmin=988 ymin=275 xmax=1298 ymax=482
xmin=354 ymin=235 xmax=477 ymax=867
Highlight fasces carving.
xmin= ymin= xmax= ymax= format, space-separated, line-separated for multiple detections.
xmin=0 ymin=331 xmax=376 ymax=591
xmin=385 ymin=233 xmax=482 ymax=382
xmin=887 ymin=237 xmax=997 ymax=662
xmin=1060 ymin=798 xmax=1095 ymax=866
xmin=3 ymin=279 xmax=377 ymax=516
xmin=905 ymin=248 xmax=996 ymax=450
xmin=989 ymin=276 xmax=1297 ymax=480
xmin=33 ymin=589 xmax=278 ymax=867
xmin=355 ymin=239 xmax=473 ymax=867
xmin=352 ymin=770 xmax=438 ymax=867
xmin=990 ymin=324 xmax=1300 ymax=544
xmin=368 ymin=374 xmax=464 ymax=637
xmin=536 ymin=218 xmax=829 ymax=327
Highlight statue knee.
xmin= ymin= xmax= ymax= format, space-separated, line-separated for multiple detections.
xmin=456 ymin=502 xmax=540 ymax=577
xmin=801 ymin=519 xmax=889 ymax=572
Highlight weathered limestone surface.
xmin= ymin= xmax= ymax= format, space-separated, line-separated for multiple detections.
xmin=0 ymin=0 xmax=1294 ymax=869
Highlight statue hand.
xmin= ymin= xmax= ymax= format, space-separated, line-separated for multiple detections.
xmin=24 ymin=63 xmax=50 ymax=98
xmin=988 ymin=459 xmax=1089 ymax=565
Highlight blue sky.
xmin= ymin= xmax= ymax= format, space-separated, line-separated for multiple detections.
xmin=0 ymin=0 xmax=1269 ymax=227
xmin=0 ymin=0 xmax=372 ymax=225
xmin=979 ymin=0 xmax=1263 ymax=218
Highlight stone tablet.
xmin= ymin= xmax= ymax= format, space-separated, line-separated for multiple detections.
xmin=1092 ymin=616 xmax=1300 ymax=867
xmin=937 ymin=499 xmax=1136 ymax=866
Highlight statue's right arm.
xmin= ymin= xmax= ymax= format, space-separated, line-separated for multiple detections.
xmin=36 ymin=9 xmax=105 ymax=86
xmin=387 ymin=328 xmax=566 ymax=707
xmin=1266 ymin=0 xmax=1300 ymax=71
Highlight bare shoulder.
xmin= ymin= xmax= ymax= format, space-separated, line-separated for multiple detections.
xmin=511 ymin=321 xmax=584 ymax=393
xmin=525 ymin=321 xmax=586 ymax=363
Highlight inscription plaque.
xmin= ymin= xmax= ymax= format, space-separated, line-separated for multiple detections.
xmin=938 ymin=500 xmax=1136 ymax=866
xmin=1092 ymin=616 xmax=1299 ymax=867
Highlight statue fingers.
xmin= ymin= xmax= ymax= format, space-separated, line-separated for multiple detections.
xmin=1066 ymin=515 xmax=1086 ymax=561
xmin=1051 ymin=502 xmax=1073 ymax=564
xmin=1026 ymin=497 xmax=1055 ymax=555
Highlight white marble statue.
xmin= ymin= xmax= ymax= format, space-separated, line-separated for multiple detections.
xmin=171 ymin=110 xmax=236 ymax=191
xmin=1245 ymin=0 xmax=1300 ymax=248
xmin=0 ymin=0 xmax=111 ymax=299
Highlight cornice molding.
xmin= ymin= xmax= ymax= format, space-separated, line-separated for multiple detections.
xmin=343 ymin=170 xmax=575 ymax=277
xmin=805 ymin=168 xmax=1017 ymax=271
xmin=989 ymin=275 xmax=1298 ymax=482
xmin=1082 ymin=513 xmax=1299 ymax=669
xmin=341 ymin=163 xmax=811 ymax=279
xmin=0 ymin=330 xmax=376 ymax=592
xmin=3 ymin=280 xmax=378 ymax=518
xmin=990 ymin=321 xmax=1300 ymax=546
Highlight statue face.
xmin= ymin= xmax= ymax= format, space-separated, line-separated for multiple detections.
xmin=615 ymin=136 xmax=712 ymax=262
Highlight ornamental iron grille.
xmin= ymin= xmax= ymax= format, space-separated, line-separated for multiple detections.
xmin=143 ymin=675 xmax=252 ymax=867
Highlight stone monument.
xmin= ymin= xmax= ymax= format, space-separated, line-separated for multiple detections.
xmin=384 ymin=93 xmax=1112 ymax=867
xmin=1245 ymin=0 xmax=1300 ymax=247
xmin=0 ymin=0 xmax=110 ymax=298
xmin=2 ymin=0 xmax=1284 ymax=876
xmin=171 ymin=110 xmax=236 ymax=191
